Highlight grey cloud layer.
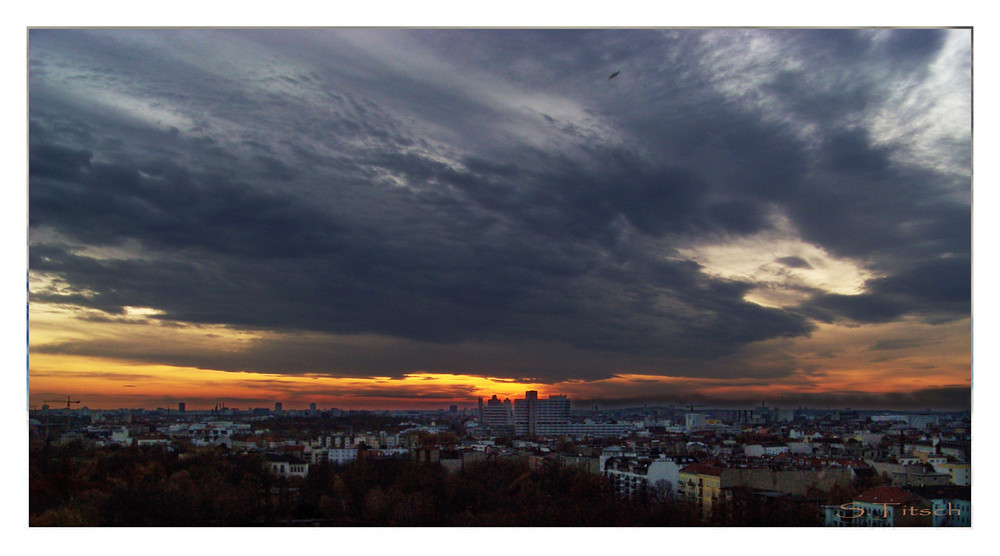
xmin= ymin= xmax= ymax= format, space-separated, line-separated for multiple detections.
xmin=28 ymin=29 xmax=970 ymax=381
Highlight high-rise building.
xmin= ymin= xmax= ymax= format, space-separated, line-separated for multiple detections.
xmin=275 ymin=402 xmax=283 ymax=413
xmin=514 ymin=391 xmax=569 ymax=437
xmin=536 ymin=395 xmax=570 ymax=435
xmin=514 ymin=391 xmax=538 ymax=436
xmin=482 ymin=395 xmax=514 ymax=435
xmin=178 ymin=402 xmax=186 ymax=413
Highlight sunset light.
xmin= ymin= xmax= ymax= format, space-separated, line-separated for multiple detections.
xmin=28 ymin=28 xmax=970 ymax=412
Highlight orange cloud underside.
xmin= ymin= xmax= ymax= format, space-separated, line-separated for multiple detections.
xmin=28 ymin=303 xmax=970 ymax=410
xmin=29 ymin=350 xmax=968 ymax=411
xmin=28 ymin=353 xmax=553 ymax=410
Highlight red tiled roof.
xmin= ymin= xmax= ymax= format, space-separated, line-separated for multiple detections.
xmin=855 ymin=487 xmax=921 ymax=505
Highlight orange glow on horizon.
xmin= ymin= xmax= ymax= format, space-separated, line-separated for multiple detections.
xmin=28 ymin=354 xmax=560 ymax=410
xmin=28 ymin=352 xmax=969 ymax=411
xmin=28 ymin=304 xmax=970 ymax=411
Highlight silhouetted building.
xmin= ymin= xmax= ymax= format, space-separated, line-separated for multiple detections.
xmin=482 ymin=395 xmax=514 ymax=435
xmin=514 ymin=391 xmax=569 ymax=436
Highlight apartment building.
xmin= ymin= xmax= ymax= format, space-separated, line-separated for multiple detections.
xmin=514 ymin=391 xmax=570 ymax=437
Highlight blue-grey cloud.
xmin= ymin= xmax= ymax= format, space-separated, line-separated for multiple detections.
xmin=28 ymin=29 xmax=971 ymax=385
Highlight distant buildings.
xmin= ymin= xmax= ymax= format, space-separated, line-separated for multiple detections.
xmin=265 ymin=454 xmax=309 ymax=479
xmin=478 ymin=390 xmax=632 ymax=438
xmin=26 ymin=398 xmax=971 ymax=527
xmin=480 ymin=395 xmax=514 ymax=436
xmin=566 ymin=421 xmax=635 ymax=438
xmin=685 ymin=413 xmax=707 ymax=432
xmin=514 ymin=391 xmax=570 ymax=436
xmin=477 ymin=391 xmax=575 ymax=437
xmin=328 ymin=447 xmax=359 ymax=465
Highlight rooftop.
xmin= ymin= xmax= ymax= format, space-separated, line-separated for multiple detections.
xmin=855 ymin=486 xmax=921 ymax=505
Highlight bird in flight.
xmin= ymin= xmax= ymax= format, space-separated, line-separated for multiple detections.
xmin=609 ymin=71 xmax=621 ymax=80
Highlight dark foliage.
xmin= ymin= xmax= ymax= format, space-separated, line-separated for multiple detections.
xmin=29 ymin=442 xmax=828 ymax=526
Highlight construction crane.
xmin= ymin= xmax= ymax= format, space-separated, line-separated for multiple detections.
xmin=43 ymin=395 xmax=80 ymax=436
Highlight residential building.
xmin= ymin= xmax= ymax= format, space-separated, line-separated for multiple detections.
xmin=907 ymin=485 xmax=971 ymax=526
xmin=824 ymin=486 xmax=935 ymax=527
xmin=678 ymin=463 xmax=730 ymax=514
xmin=605 ymin=455 xmax=698 ymax=497
xmin=565 ymin=421 xmax=634 ymax=439
xmin=328 ymin=447 xmax=359 ymax=465
xmin=481 ymin=394 xmax=514 ymax=435
xmin=514 ymin=391 xmax=569 ymax=437
xmin=932 ymin=462 xmax=971 ymax=486
xmin=265 ymin=454 xmax=309 ymax=479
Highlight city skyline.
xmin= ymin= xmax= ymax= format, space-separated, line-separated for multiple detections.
xmin=28 ymin=29 xmax=971 ymax=412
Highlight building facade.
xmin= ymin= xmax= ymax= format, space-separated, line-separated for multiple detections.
xmin=824 ymin=487 xmax=934 ymax=527
xmin=605 ymin=455 xmax=699 ymax=497
xmin=480 ymin=394 xmax=514 ymax=435
xmin=678 ymin=463 xmax=730 ymax=515
xmin=514 ymin=391 xmax=570 ymax=437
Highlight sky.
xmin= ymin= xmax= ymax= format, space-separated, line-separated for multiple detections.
xmin=26 ymin=28 xmax=972 ymax=411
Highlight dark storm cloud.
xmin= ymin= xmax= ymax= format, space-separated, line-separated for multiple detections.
xmin=872 ymin=255 xmax=971 ymax=307
xmin=880 ymin=29 xmax=948 ymax=62
xmin=802 ymin=255 xmax=970 ymax=324
xmin=438 ymin=147 xmax=774 ymax=243
xmin=28 ymin=29 xmax=970 ymax=383
xmin=805 ymin=292 xmax=909 ymax=324
xmin=773 ymin=385 xmax=971 ymax=411
xmin=30 ymin=143 xmax=93 ymax=180
xmin=589 ymin=385 xmax=970 ymax=411
xmin=30 ymin=154 xmax=349 ymax=259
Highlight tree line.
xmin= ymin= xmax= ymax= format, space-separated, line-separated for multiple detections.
xmin=30 ymin=440 xmax=833 ymax=526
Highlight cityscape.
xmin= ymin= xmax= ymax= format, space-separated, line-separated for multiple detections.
xmin=26 ymin=25 xmax=972 ymax=532
xmin=29 ymin=391 xmax=970 ymax=526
